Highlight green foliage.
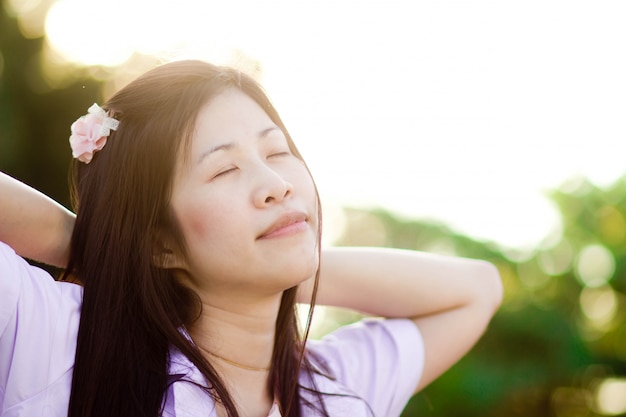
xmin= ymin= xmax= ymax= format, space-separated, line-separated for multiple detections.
xmin=334 ymin=177 xmax=626 ymax=416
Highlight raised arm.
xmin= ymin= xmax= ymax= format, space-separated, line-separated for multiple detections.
xmin=0 ymin=171 xmax=75 ymax=267
xmin=299 ymin=246 xmax=502 ymax=393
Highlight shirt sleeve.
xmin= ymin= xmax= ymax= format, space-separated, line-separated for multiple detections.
xmin=306 ymin=318 xmax=424 ymax=417
xmin=0 ymin=242 xmax=21 ymax=348
xmin=0 ymin=241 xmax=81 ymax=414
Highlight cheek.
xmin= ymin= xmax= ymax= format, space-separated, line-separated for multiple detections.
xmin=295 ymin=167 xmax=319 ymax=222
xmin=290 ymin=162 xmax=317 ymax=201
xmin=174 ymin=192 xmax=231 ymax=248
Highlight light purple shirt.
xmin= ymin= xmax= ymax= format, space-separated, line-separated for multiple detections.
xmin=0 ymin=242 xmax=424 ymax=416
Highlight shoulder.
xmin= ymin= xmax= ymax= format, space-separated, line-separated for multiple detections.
xmin=0 ymin=240 xmax=82 ymax=320
xmin=306 ymin=318 xmax=424 ymax=377
xmin=0 ymin=240 xmax=82 ymax=415
xmin=302 ymin=318 xmax=424 ymax=417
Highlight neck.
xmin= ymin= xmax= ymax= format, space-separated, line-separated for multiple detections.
xmin=201 ymin=348 xmax=270 ymax=372
xmin=188 ymin=292 xmax=282 ymax=373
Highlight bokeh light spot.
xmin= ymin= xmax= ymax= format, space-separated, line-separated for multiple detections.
xmin=595 ymin=378 xmax=626 ymax=415
xmin=575 ymin=244 xmax=615 ymax=288
xmin=8 ymin=0 xmax=49 ymax=39
xmin=579 ymin=285 xmax=617 ymax=328
xmin=6 ymin=0 xmax=41 ymax=16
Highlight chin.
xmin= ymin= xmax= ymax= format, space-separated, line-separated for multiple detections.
xmin=276 ymin=257 xmax=318 ymax=288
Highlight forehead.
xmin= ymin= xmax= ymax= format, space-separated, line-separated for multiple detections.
xmin=191 ymin=88 xmax=275 ymax=153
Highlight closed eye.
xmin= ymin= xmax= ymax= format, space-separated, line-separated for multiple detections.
xmin=214 ymin=167 xmax=237 ymax=178
xmin=268 ymin=151 xmax=291 ymax=159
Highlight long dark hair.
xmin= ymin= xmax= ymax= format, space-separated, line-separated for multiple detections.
xmin=63 ymin=60 xmax=325 ymax=417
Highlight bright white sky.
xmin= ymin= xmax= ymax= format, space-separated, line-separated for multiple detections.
xmin=38 ymin=0 xmax=626 ymax=250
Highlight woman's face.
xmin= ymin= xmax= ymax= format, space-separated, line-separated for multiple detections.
xmin=169 ymin=88 xmax=319 ymax=299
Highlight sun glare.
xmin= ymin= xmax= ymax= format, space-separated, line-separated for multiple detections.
xmin=45 ymin=0 xmax=133 ymax=66
xmin=44 ymin=0 xmax=278 ymax=68
xmin=33 ymin=0 xmax=626 ymax=250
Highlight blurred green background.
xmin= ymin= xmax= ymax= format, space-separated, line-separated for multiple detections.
xmin=2 ymin=1 xmax=626 ymax=416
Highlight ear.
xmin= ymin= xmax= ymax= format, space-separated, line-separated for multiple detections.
xmin=153 ymin=249 xmax=186 ymax=270
xmin=152 ymin=236 xmax=187 ymax=270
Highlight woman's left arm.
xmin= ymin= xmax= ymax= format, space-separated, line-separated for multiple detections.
xmin=299 ymin=246 xmax=503 ymax=393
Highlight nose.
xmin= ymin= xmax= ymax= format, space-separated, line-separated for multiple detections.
xmin=252 ymin=166 xmax=294 ymax=207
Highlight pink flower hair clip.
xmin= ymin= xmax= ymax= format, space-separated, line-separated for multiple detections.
xmin=69 ymin=103 xmax=119 ymax=164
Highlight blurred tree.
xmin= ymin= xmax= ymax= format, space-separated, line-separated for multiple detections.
xmin=334 ymin=176 xmax=626 ymax=417
xmin=0 ymin=0 xmax=102 ymax=208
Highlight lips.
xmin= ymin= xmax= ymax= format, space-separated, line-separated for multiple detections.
xmin=258 ymin=211 xmax=308 ymax=239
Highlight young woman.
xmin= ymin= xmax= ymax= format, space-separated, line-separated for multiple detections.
xmin=0 ymin=60 xmax=502 ymax=417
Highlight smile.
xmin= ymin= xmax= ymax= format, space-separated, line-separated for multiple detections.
xmin=258 ymin=212 xmax=309 ymax=239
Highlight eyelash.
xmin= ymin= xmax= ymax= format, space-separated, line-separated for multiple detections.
xmin=268 ymin=151 xmax=291 ymax=158
xmin=214 ymin=167 xmax=237 ymax=178
xmin=212 ymin=151 xmax=291 ymax=179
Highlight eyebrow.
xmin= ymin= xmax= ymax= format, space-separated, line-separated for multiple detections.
xmin=196 ymin=126 xmax=281 ymax=165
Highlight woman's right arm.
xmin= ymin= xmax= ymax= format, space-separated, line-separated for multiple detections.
xmin=0 ymin=171 xmax=75 ymax=267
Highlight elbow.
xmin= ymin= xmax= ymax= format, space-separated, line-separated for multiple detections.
xmin=474 ymin=260 xmax=503 ymax=316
